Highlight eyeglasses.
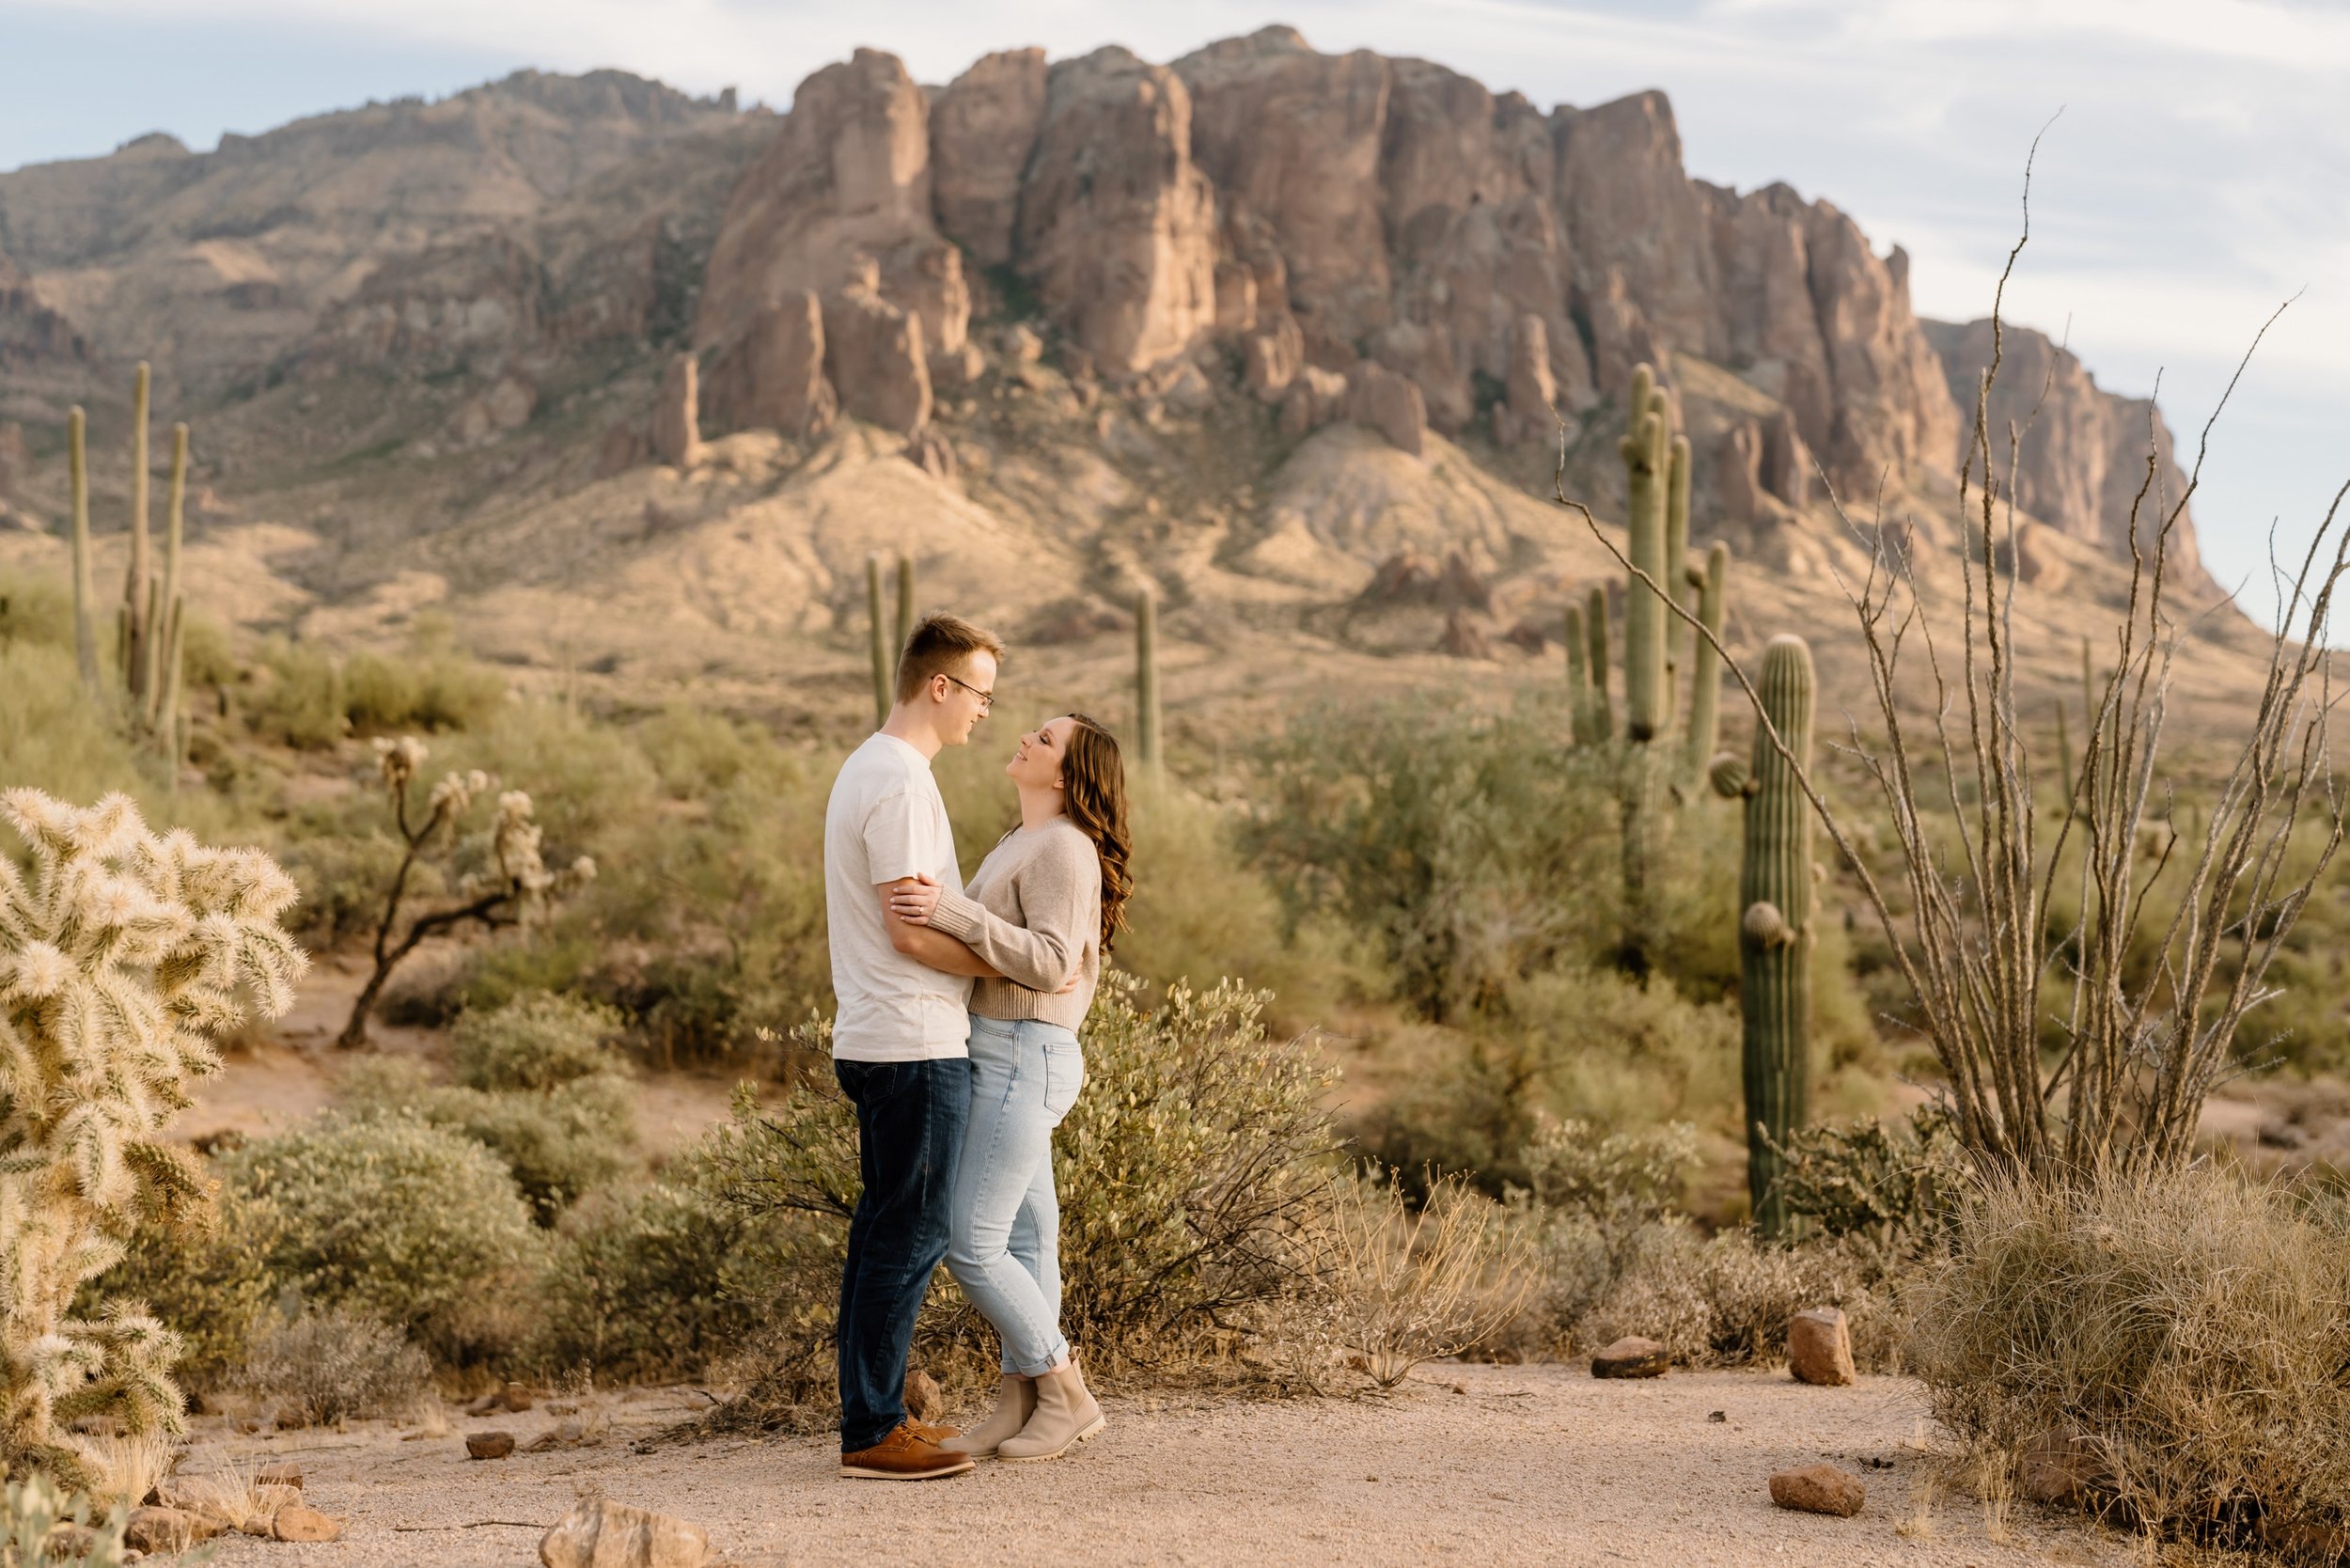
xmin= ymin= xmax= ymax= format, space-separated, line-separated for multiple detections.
xmin=942 ymin=672 xmax=995 ymax=713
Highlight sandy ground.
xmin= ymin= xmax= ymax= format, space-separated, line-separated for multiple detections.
xmin=180 ymin=1365 xmax=2138 ymax=1568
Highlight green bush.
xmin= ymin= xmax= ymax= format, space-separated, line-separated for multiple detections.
xmin=529 ymin=1174 xmax=805 ymax=1384
xmin=242 ymin=637 xmax=347 ymax=749
xmin=1912 ymin=1165 xmax=2350 ymax=1553
xmin=343 ymin=648 xmax=505 ymax=734
xmin=278 ymin=830 xmax=414 ymax=949
xmin=342 ymin=1059 xmax=638 ymax=1225
xmin=84 ymin=1184 xmax=286 ymax=1391
xmin=451 ymin=990 xmax=626 ymax=1091
xmin=0 ymin=568 xmax=75 ymax=651
xmin=221 ymin=1112 xmax=545 ymax=1361
xmin=0 ymin=645 xmax=147 ymax=809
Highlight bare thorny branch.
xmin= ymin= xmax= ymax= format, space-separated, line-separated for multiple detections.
xmin=1553 ymin=129 xmax=2350 ymax=1183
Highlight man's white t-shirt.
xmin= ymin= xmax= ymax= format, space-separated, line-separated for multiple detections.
xmin=824 ymin=732 xmax=973 ymax=1061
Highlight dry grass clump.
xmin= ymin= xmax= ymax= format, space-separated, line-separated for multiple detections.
xmin=1570 ymin=1222 xmax=1905 ymax=1371
xmin=1910 ymin=1164 xmax=2350 ymax=1556
xmin=1308 ymin=1173 xmax=1532 ymax=1388
xmin=241 ymin=1305 xmax=433 ymax=1426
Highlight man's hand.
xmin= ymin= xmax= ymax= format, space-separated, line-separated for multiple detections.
xmin=888 ymin=872 xmax=943 ymax=925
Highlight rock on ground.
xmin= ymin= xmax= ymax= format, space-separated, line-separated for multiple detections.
xmin=1591 ymin=1336 xmax=1671 ymax=1378
xmin=1787 ymin=1307 xmax=1858 ymax=1387
xmin=1769 ymin=1464 xmax=1867 ymax=1517
xmin=539 ymin=1497 xmax=709 ymax=1568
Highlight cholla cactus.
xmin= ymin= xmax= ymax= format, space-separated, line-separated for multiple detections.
xmin=0 ymin=790 xmax=305 ymax=1482
xmin=338 ymin=741 xmax=594 ymax=1047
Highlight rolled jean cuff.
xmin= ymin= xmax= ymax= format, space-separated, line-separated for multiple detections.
xmin=1003 ymin=1333 xmax=1069 ymax=1378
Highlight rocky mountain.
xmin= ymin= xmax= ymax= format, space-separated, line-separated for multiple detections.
xmin=0 ymin=28 xmax=2243 ymax=734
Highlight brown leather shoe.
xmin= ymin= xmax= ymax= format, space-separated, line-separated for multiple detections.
xmin=839 ymin=1421 xmax=976 ymax=1481
xmin=908 ymin=1419 xmax=962 ymax=1444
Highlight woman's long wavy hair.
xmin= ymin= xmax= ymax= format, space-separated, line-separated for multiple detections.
xmin=1060 ymin=713 xmax=1134 ymax=954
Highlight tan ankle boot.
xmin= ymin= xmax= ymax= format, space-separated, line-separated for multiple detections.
xmin=942 ymin=1374 xmax=1035 ymax=1458
xmin=997 ymin=1359 xmax=1104 ymax=1461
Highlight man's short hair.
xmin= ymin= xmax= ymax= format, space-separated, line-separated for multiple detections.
xmin=896 ymin=612 xmax=1005 ymax=704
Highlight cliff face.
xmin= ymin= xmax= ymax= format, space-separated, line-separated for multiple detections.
xmin=0 ymin=29 xmax=2207 ymax=599
xmin=1922 ymin=319 xmax=2213 ymax=594
xmin=0 ymin=71 xmax=755 ymax=393
xmin=688 ymin=26 xmax=1963 ymax=500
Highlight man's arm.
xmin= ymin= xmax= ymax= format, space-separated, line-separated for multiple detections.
xmin=877 ymin=881 xmax=1000 ymax=978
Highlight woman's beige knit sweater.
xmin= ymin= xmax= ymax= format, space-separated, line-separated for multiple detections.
xmin=924 ymin=815 xmax=1101 ymax=1029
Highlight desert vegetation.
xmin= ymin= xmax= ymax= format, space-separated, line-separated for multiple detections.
xmin=6 ymin=142 xmax=2350 ymax=1562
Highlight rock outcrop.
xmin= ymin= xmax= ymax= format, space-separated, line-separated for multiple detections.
xmin=651 ymin=352 xmax=702 ymax=466
xmin=825 ymin=264 xmax=932 ymax=435
xmin=1923 ymin=317 xmax=2213 ymax=594
xmin=1015 ymin=48 xmax=1219 ymax=378
xmin=931 ymin=50 xmax=1048 ymax=268
xmin=703 ymin=290 xmax=836 ymax=437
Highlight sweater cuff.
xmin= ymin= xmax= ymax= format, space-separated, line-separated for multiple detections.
xmin=927 ymin=890 xmax=987 ymax=943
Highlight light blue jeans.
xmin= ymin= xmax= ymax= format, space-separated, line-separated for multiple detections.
xmin=945 ymin=1014 xmax=1086 ymax=1376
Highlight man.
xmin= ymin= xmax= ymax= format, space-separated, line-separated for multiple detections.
xmin=822 ymin=611 xmax=1004 ymax=1481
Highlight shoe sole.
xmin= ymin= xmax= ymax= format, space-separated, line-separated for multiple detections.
xmin=838 ymin=1458 xmax=977 ymax=1481
xmin=997 ymin=1415 xmax=1107 ymax=1463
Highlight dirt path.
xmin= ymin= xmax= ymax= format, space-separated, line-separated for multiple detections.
xmin=184 ymin=1365 xmax=2133 ymax=1568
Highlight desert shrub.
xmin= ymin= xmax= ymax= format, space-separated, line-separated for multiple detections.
xmin=0 ymin=569 xmax=76 ymax=651
xmin=0 ymin=646 xmax=148 ymax=809
xmin=220 ymin=1111 xmax=546 ymax=1361
xmin=277 ymin=829 xmax=413 ymax=949
xmin=450 ymin=990 xmax=626 ymax=1090
xmin=1571 ymin=1222 xmax=1902 ymax=1370
xmin=1114 ymin=778 xmax=1361 ymax=1029
xmin=342 ymin=647 xmax=504 ymax=735
xmin=1308 ymin=1171 xmax=1531 ymax=1388
xmin=1244 ymin=702 xmax=1628 ymax=1021
xmin=241 ymin=1305 xmax=431 ymax=1426
xmin=442 ymin=702 xmax=657 ymax=856
xmin=2 ymin=1473 xmax=129 ymax=1568
xmin=241 ymin=637 xmax=346 ymax=749
xmin=84 ymin=1184 xmax=287 ymax=1391
xmin=341 ymin=1059 xmax=637 ymax=1224
xmin=1769 ymin=1105 xmax=1964 ymax=1269
xmin=529 ymin=1174 xmax=807 ymax=1385
xmin=698 ymin=972 xmax=1343 ymax=1425
xmin=1912 ymin=1165 xmax=2350 ymax=1554
xmin=634 ymin=704 xmax=773 ymax=797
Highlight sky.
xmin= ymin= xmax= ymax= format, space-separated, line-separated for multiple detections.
xmin=2 ymin=0 xmax=2343 ymax=624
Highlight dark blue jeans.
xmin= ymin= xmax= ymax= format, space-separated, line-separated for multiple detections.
xmin=834 ymin=1057 xmax=972 ymax=1453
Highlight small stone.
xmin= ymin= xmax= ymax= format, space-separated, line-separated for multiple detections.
xmin=545 ymin=1402 xmax=581 ymax=1417
xmin=903 ymin=1369 xmax=943 ymax=1425
xmin=1769 ymin=1464 xmax=1866 ymax=1516
xmin=255 ymin=1464 xmax=303 ymax=1491
xmin=1787 ymin=1307 xmax=1858 ymax=1386
xmin=466 ymin=1431 xmax=517 ymax=1460
xmin=274 ymin=1505 xmax=343 ymax=1543
xmin=124 ymin=1508 xmax=221 ymax=1554
xmin=1590 ymin=1336 xmax=1669 ymax=1379
xmin=1707 ymin=1410 xmax=1727 ymax=1423
xmin=538 ymin=1497 xmax=710 ymax=1568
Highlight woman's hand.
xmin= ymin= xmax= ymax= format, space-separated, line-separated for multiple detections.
xmin=888 ymin=873 xmax=944 ymax=925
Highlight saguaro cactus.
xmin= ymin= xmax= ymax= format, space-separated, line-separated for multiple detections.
xmin=149 ymin=423 xmax=189 ymax=764
xmin=867 ymin=555 xmax=892 ymax=726
xmin=1682 ymin=541 xmax=1728 ymax=781
xmin=1709 ymin=634 xmax=1816 ymax=1236
xmin=124 ymin=362 xmax=155 ymax=707
xmin=1136 ymin=586 xmax=1162 ymax=769
xmin=1564 ymin=603 xmax=1595 ymax=745
xmin=1584 ymin=586 xmax=1614 ymax=741
xmin=1619 ymin=366 xmax=1670 ymax=743
xmin=67 ymin=409 xmax=100 ymax=692
xmin=894 ymin=554 xmax=916 ymax=654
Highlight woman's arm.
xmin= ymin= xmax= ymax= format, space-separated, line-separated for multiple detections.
xmin=918 ymin=837 xmax=1097 ymax=992
xmin=877 ymin=883 xmax=1003 ymax=979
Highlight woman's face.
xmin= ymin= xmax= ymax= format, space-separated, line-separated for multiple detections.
xmin=1007 ymin=715 xmax=1079 ymax=794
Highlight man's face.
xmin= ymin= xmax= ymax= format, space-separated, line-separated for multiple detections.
xmin=940 ymin=651 xmax=997 ymax=746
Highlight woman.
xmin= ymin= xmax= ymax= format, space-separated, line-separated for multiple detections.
xmin=887 ymin=712 xmax=1132 ymax=1462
